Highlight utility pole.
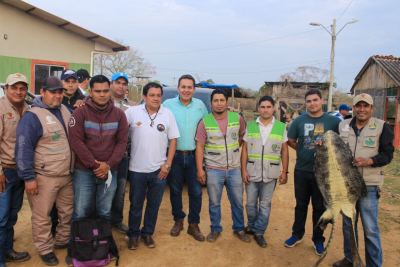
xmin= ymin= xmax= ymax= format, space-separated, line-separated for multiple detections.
xmin=328 ymin=19 xmax=336 ymax=112
xmin=173 ymin=77 xmax=176 ymax=86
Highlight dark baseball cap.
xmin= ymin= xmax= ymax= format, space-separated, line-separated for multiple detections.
xmin=61 ymin=69 xmax=78 ymax=81
xmin=339 ymin=104 xmax=351 ymax=111
xmin=77 ymin=69 xmax=91 ymax=79
xmin=42 ymin=76 xmax=65 ymax=91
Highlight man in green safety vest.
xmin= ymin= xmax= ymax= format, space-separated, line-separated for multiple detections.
xmin=241 ymin=96 xmax=289 ymax=248
xmin=195 ymin=89 xmax=250 ymax=244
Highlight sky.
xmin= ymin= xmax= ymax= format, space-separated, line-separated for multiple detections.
xmin=26 ymin=0 xmax=400 ymax=92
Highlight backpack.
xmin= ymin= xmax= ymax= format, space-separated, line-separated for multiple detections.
xmin=68 ymin=218 xmax=119 ymax=266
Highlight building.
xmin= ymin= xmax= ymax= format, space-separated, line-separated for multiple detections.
xmin=0 ymin=0 xmax=128 ymax=94
xmin=350 ymin=55 xmax=400 ymax=149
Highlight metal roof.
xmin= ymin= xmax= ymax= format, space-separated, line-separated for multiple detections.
xmin=350 ymin=55 xmax=400 ymax=93
xmin=1 ymin=0 xmax=129 ymax=52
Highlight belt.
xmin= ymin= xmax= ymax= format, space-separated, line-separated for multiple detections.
xmin=176 ymin=150 xmax=195 ymax=156
xmin=1 ymin=163 xmax=17 ymax=170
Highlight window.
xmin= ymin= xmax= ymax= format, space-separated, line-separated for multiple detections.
xmin=34 ymin=64 xmax=65 ymax=94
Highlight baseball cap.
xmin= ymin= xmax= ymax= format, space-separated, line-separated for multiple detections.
xmin=61 ymin=69 xmax=78 ymax=81
xmin=77 ymin=69 xmax=91 ymax=80
xmin=111 ymin=72 xmax=129 ymax=83
xmin=339 ymin=104 xmax=351 ymax=111
xmin=353 ymin=93 xmax=373 ymax=106
xmin=6 ymin=73 xmax=29 ymax=86
xmin=42 ymin=76 xmax=65 ymax=91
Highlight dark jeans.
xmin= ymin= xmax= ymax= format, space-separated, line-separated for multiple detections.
xmin=127 ymin=170 xmax=167 ymax=239
xmin=292 ymin=169 xmax=326 ymax=243
xmin=168 ymin=153 xmax=202 ymax=224
xmin=111 ymin=156 xmax=129 ymax=226
xmin=0 ymin=169 xmax=25 ymax=265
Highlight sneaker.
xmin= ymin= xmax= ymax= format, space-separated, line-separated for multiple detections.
xmin=40 ymin=252 xmax=58 ymax=266
xmin=313 ymin=242 xmax=324 ymax=256
xmin=113 ymin=223 xmax=129 ymax=233
xmin=284 ymin=236 xmax=303 ymax=248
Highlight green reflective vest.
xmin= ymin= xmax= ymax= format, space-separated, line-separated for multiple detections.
xmin=203 ymin=111 xmax=241 ymax=169
xmin=246 ymin=119 xmax=285 ymax=182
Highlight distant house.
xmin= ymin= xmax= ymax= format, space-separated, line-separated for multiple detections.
xmin=0 ymin=0 xmax=129 ymax=94
xmin=350 ymin=55 xmax=400 ymax=149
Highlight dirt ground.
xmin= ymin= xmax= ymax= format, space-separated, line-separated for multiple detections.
xmin=9 ymin=149 xmax=400 ymax=267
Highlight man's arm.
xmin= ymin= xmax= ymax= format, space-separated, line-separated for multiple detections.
xmin=0 ymin=114 xmax=8 ymax=192
xmin=371 ymin=122 xmax=394 ymax=167
xmin=279 ymin=142 xmax=289 ymax=185
xmin=287 ymin=118 xmax=298 ymax=150
xmin=105 ymin=111 xmax=129 ymax=170
xmin=158 ymin=138 xmax=177 ymax=180
xmin=241 ymin=141 xmax=250 ymax=184
xmin=287 ymin=138 xmax=297 ymax=150
xmin=195 ymin=141 xmax=206 ymax=185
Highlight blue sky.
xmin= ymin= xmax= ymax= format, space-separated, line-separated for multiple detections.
xmin=27 ymin=0 xmax=400 ymax=92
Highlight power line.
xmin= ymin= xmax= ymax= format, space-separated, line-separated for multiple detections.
xmin=337 ymin=0 xmax=354 ymax=22
xmin=156 ymin=61 xmax=330 ymax=75
xmin=144 ymin=29 xmax=323 ymax=55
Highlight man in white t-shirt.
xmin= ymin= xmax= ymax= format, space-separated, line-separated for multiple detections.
xmin=125 ymin=82 xmax=180 ymax=250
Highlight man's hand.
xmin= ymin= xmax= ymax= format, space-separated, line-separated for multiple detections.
xmin=73 ymin=100 xmax=85 ymax=108
xmin=242 ymin=170 xmax=250 ymax=185
xmin=197 ymin=169 xmax=206 ymax=185
xmin=227 ymin=106 xmax=234 ymax=112
xmin=157 ymin=165 xmax=169 ymax=180
xmin=278 ymin=172 xmax=288 ymax=185
xmin=352 ymin=157 xmax=371 ymax=167
xmin=0 ymin=174 xmax=9 ymax=193
xmin=94 ymin=160 xmax=109 ymax=179
xmin=25 ymin=180 xmax=38 ymax=195
xmin=311 ymin=139 xmax=322 ymax=146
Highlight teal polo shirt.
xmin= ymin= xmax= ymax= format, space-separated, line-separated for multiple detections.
xmin=163 ymin=96 xmax=208 ymax=151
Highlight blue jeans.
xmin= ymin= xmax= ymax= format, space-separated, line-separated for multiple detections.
xmin=71 ymin=168 xmax=117 ymax=222
xmin=292 ymin=169 xmax=326 ymax=243
xmin=343 ymin=186 xmax=382 ymax=267
xmin=111 ymin=156 xmax=129 ymax=226
xmin=245 ymin=179 xmax=277 ymax=235
xmin=0 ymin=169 xmax=25 ymax=265
xmin=168 ymin=153 xmax=202 ymax=223
xmin=127 ymin=170 xmax=167 ymax=239
xmin=206 ymin=168 xmax=245 ymax=232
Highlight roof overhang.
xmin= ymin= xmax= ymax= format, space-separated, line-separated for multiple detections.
xmin=1 ymin=0 xmax=129 ymax=52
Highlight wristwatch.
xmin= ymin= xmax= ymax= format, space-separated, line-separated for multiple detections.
xmin=165 ymin=164 xmax=171 ymax=171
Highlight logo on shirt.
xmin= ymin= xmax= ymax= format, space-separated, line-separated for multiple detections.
xmin=231 ymin=132 xmax=237 ymax=140
xmin=368 ymin=123 xmax=377 ymax=130
xmin=365 ymin=138 xmax=375 ymax=146
xmin=157 ymin=124 xmax=165 ymax=132
xmin=135 ymin=122 xmax=142 ymax=127
xmin=52 ymin=132 xmax=61 ymax=141
xmin=6 ymin=112 xmax=13 ymax=119
xmin=209 ymin=136 xmax=218 ymax=142
xmin=271 ymin=144 xmax=281 ymax=152
xmin=69 ymin=117 xmax=76 ymax=127
xmin=46 ymin=116 xmax=56 ymax=124
xmin=251 ymin=143 xmax=256 ymax=148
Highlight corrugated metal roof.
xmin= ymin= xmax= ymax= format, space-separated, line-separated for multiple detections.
xmin=1 ymin=0 xmax=129 ymax=52
xmin=350 ymin=55 xmax=400 ymax=93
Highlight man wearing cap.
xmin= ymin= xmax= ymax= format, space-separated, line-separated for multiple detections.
xmin=163 ymin=74 xmax=208 ymax=241
xmin=335 ymin=104 xmax=352 ymax=121
xmin=61 ymin=69 xmax=86 ymax=111
xmin=0 ymin=74 xmax=31 ymax=267
xmin=15 ymin=76 xmax=74 ymax=266
xmin=333 ymin=94 xmax=394 ymax=267
xmin=77 ymin=69 xmax=91 ymax=96
xmin=109 ymin=72 xmax=136 ymax=233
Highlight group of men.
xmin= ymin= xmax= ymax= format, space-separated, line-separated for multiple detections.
xmin=0 ymin=71 xmax=394 ymax=267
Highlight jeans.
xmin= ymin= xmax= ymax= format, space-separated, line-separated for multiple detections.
xmin=111 ymin=156 xmax=129 ymax=226
xmin=168 ymin=153 xmax=202 ymax=223
xmin=206 ymin=168 xmax=245 ymax=232
xmin=292 ymin=169 xmax=326 ymax=243
xmin=0 ymin=169 xmax=25 ymax=265
xmin=343 ymin=186 xmax=382 ymax=267
xmin=245 ymin=179 xmax=277 ymax=235
xmin=127 ymin=170 xmax=167 ymax=239
xmin=71 ymin=168 xmax=117 ymax=222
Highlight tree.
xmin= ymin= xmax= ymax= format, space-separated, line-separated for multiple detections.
xmin=278 ymin=66 xmax=329 ymax=83
xmin=94 ymin=39 xmax=156 ymax=81
xmin=201 ymin=79 xmax=215 ymax=85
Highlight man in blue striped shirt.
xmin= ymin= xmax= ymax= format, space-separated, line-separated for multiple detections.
xmin=163 ymin=75 xmax=208 ymax=241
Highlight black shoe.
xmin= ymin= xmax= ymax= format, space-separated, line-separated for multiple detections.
xmin=54 ymin=243 xmax=69 ymax=249
xmin=40 ymin=252 xmax=59 ymax=266
xmin=128 ymin=238 xmax=139 ymax=250
xmin=141 ymin=236 xmax=155 ymax=248
xmin=254 ymin=234 xmax=267 ymax=248
xmin=5 ymin=250 xmax=30 ymax=262
xmin=244 ymin=226 xmax=255 ymax=235
xmin=113 ymin=223 xmax=129 ymax=233
xmin=333 ymin=258 xmax=353 ymax=267
xmin=65 ymin=255 xmax=73 ymax=267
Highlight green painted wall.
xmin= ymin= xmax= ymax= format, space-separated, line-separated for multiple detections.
xmin=68 ymin=63 xmax=90 ymax=73
xmin=0 ymin=55 xmax=31 ymax=84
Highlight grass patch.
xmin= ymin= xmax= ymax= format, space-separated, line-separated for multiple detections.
xmin=384 ymin=149 xmax=400 ymax=176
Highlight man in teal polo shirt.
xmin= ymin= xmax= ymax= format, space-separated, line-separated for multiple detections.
xmin=163 ymin=75 xmax=208 ymax=241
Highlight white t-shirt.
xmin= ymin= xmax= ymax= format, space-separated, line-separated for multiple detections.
xmin=243 ymin=117 xmax=288 ymax=144
xmin=125 ymin=104 xmax=180 ymax=173
xmin=78 ymin=87 xmax=87 ymax=96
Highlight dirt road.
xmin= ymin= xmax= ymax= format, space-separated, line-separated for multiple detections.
xmin=10 ymin=150 xmax=400 ymax=267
